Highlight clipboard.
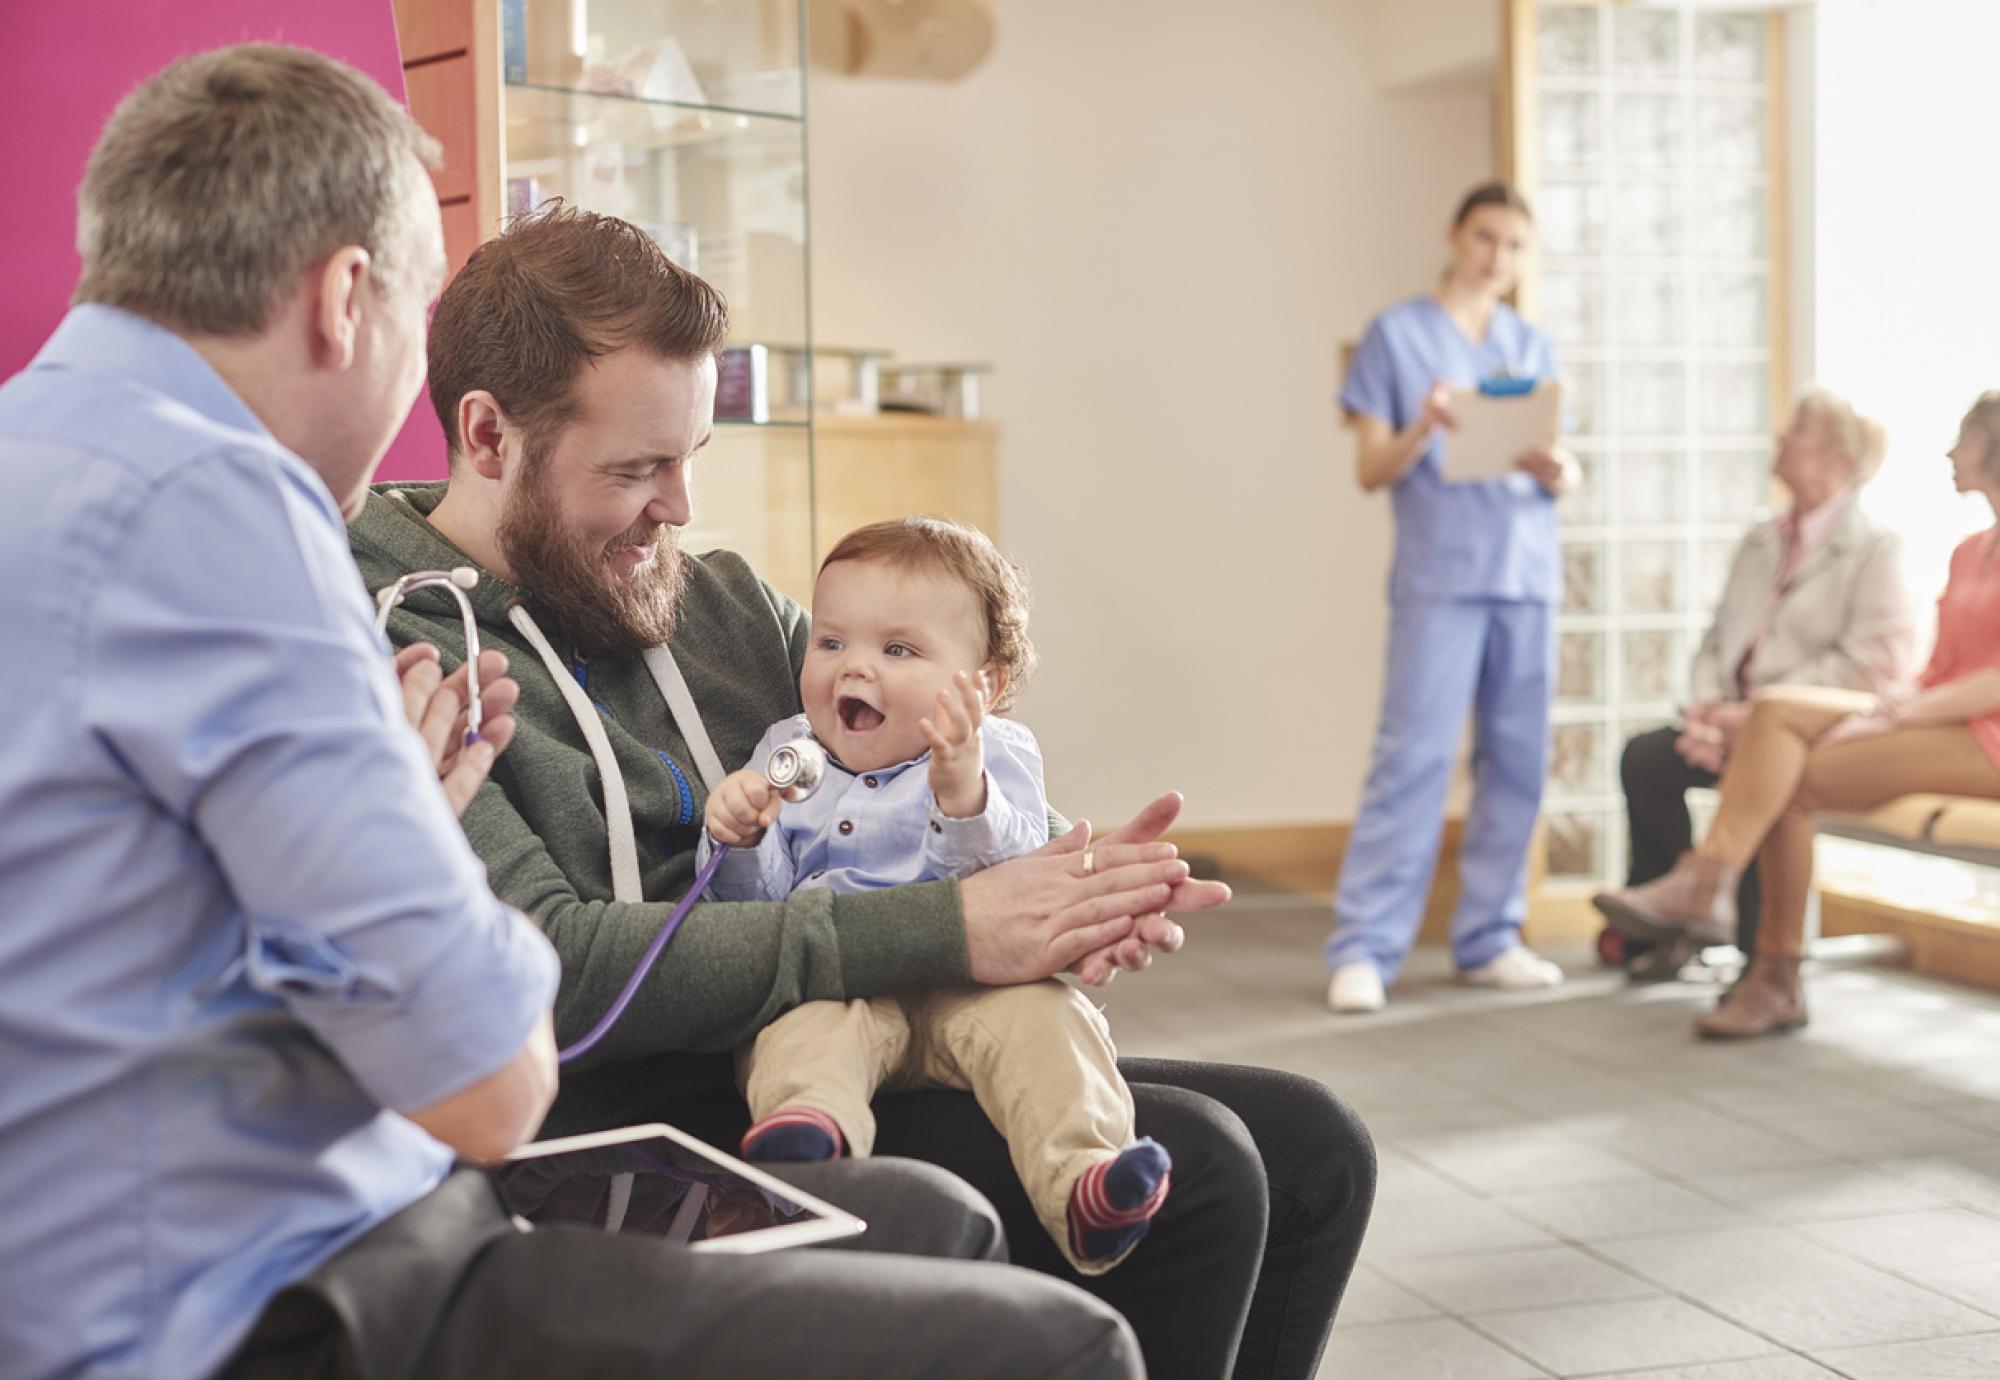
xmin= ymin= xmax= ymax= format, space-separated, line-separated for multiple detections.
xmin=1440 ymin=379 xmax=1563 ymax=483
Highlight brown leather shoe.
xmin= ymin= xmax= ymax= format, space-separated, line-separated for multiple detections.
xmin=1625 ymin=932 xmax=1695 ymax=984
xmin=1695 ymin=955 xmax=1806 ymax=1039
xmin=1592 ymin=852 xmax=1740 ymax=947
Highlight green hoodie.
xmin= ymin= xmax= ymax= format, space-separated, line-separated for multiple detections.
xmin=347 ymin=483 xmax=970 ymax=1075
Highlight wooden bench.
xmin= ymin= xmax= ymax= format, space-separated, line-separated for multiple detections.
xmin=1816 ymin=795 xmax=2000 ymax=990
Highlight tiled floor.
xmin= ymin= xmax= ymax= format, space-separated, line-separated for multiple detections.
xmin=1095 ymin=895 xmax=2000 ymax=1379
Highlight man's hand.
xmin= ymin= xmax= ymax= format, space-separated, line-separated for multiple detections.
xmin=959 ymin=839 xmax=1197 ymax=986
xmin=921 ymin=670 xmax=990 ymax=819
xmin=395 ymin=644 xmax=519 ymax=816
xmin=1056 ymin=792 xmax=1233 ymax=986
xmin=708 ymin=768 xmax=782 ymax=847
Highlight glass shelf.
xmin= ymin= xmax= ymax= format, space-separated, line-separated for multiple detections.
xmin=504 ymin=82 xmax=804 ymax=163
xmin=506 ymin=80 xmax=801 ymax=127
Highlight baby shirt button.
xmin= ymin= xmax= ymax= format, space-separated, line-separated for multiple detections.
xmin=838 ymin=819 xmax=855 ymax=836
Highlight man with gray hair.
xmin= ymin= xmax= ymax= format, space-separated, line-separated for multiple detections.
xmin=0 ymin=44 xmax=1139 ymax=1380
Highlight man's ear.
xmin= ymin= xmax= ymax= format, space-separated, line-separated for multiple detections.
xmin=456 ymin=391 xmax=511 ymax=482
xmin=311 ymin=246 xmax=371 ymax=371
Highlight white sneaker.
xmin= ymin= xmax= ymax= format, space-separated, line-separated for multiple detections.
xmin=1327 ymin=963 xmax=1386 ymax=1013
xmin=1459 ymin=947 xmax=1565 ymax=990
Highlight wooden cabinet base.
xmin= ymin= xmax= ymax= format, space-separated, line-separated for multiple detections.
xmin=811 ymin=414 xmax=998 ymax=552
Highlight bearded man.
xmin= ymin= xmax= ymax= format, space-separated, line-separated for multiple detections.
xmin=349 ymin=204 xmax=1374 ymax=1380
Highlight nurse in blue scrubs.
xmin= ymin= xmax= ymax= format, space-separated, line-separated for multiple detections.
xmin=1326 ymin=181 xmax=1578 ymax=1013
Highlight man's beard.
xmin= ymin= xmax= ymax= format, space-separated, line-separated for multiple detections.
xmin=497 ymin=445 xmax=687 ymax=657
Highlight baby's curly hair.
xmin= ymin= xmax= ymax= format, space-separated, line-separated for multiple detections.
xmin=818 ymin=516 xmax=1037 ymax=712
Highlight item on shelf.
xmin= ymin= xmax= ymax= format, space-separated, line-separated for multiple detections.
xmin=505 ymin=176 xmax=545 ymax=219
xmin=501 ymin=0 xmax=526 ymax=84
xmin=796 ymin=346 xmax=886 ymax=416
xmin=636 ymin=39 xmax=707 ymax=105
xmin=881 ymin=363 xmax=991 ymax=420
xmin=715 ymin=345 xmax=771 ymax=424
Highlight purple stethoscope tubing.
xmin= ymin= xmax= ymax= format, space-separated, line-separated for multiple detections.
xmin=556 ymin=842 xmax=732 ymax=1065
xmin=556 ymin=737 xmax=828 ymax=1066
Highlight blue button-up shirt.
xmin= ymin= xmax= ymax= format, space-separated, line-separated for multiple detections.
xmin=1342 ymin=296 xmax=1562 ymax=605
xmin=0 ymin=307 xmax=560 ymax=1380
xmin=701 ymin=714 xmax=1049 ymax=900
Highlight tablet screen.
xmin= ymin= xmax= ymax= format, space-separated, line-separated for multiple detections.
xmin=500 ymin=1121 xmax=866 ymax=1254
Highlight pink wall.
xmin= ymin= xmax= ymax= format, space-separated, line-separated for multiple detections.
xmin=1 ymin=1 xmax=448 ymax=482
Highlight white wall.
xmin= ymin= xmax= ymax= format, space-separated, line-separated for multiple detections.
xmin=1804 ymin=0 xmax=2000 ymax=605
xmin=1368 ymin=0 xmax=1498 ymax=92
xmin=807 ymin=0 xmax=1493 ymax=828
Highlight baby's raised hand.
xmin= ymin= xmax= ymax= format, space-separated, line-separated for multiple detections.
xmin=921 ymin=670 xmax=989 ymax=819
xmin=707 ymin=767 xmax=782 ymax=847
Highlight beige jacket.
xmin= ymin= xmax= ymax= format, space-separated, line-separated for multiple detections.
xmin=1689 ymin=503 xmax=1920 ymax=704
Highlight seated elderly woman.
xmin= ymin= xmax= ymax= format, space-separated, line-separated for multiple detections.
xmin=1608 ymin=390 xmax=1919 ymax=980
xmin=1596 ymin=392 xmax=2000 ymax=1038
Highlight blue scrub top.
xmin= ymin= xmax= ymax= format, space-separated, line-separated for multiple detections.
xmin=1342 ymin=295 xmax=1562 ymax=605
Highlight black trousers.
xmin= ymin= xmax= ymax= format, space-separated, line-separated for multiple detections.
xmin=551 ymin=1053 xmax=1376 ymax=1380
xmin=1620 ymin=726 xmax=1762 ymax=957
xmin=220 ymin=1158 xmax=1140 ymax=1380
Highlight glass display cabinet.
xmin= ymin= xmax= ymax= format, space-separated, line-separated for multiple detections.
xmin=396 ymin=0 xmax=1002 ymax=604
xmin=503 ymin=0 xmax=817 ymax=598
xmin=398 ymin=0 xmax=819 ymax=599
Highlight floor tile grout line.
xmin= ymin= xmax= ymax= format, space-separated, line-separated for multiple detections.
xmin=1371 ymin=1245 xmax=1804 ymax=1379
xmin=1551 ymin=1232 xmax=1914 ymax=1380
xmin=1790 ymin=1326 xmax=2000 ymax=1377
xmin=1135 ymin=907 xmax=2000 ymax=1376
xmin=1381 ymin=1015 xmax=2000 ymax=1318
xmin=1374 ymin=1094 xmax=2000 ymax=1356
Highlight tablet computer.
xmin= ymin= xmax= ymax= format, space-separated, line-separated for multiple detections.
xmin=500 ymin=1121 xmax=866 ymax=1254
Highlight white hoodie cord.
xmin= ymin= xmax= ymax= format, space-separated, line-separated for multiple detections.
xmin=642 ymin=646 xmax=726 ymax=794
xmin=508 ymin=604 xmax=644 ymax=904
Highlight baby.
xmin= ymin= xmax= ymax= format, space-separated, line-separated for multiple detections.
xmin=700 ymin=515 xmax=1170 ymax=1274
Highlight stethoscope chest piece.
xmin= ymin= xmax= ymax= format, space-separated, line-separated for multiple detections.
xmin=766 ymin=739 xmax=829 ymax=803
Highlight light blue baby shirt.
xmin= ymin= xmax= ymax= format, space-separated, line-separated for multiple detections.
xmin=0 ymin=306 xmax=560 ymax=1380
xmin=702 ymin=714 xmax=1050 ymax=900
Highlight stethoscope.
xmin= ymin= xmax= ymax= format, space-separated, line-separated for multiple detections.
xmin=374 ymin=567 xmax=485 ymax=748
xmin=556 ymin=735 xmax=829 ymax=1064
xmin=371 ymin=567 xmax=833 ymax=1065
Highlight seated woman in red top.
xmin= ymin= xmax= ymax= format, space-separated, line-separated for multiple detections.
xmin=1595 ymin=392 xmax=2000 ymax=1038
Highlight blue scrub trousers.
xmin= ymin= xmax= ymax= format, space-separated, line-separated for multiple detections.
xmin=1326 ymin=598 xmax=1555 ymax=983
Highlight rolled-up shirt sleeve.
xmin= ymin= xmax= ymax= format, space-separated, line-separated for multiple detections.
xmin=923 ymin=719 xmax=1051 ymax=878
xmin=80 ymin=449 xmax=558 ymax=1113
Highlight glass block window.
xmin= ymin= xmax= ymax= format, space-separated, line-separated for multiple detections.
xmin=1532 ymin=2 xmax=1779 ymax=886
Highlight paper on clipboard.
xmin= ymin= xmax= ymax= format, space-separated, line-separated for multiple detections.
xmin=1440 ymin=381 xmax=1563 ymax=483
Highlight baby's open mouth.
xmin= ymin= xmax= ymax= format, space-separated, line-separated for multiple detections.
xmin=838 ymin=696 xmax=885 ymax=732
